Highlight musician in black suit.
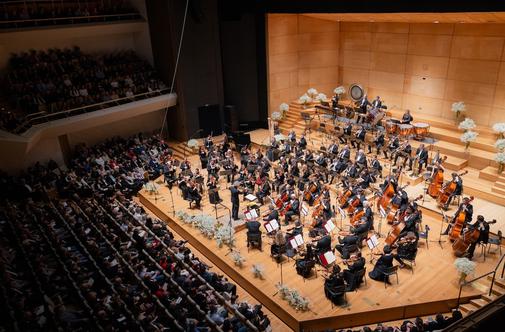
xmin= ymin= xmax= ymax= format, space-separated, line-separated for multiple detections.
xmin=187 ymin=182 xmax=202 ymax=208
xmin=384 ymin=135 xmax=399 ymax=159
xmin=256 ymin=177 xmax=271 ymax=205
xmin=230 ymin=182 xmax=242 ymax=220
xmin=352 ymin=126 xmax=367 ymax=150
xmin=204 ymin=135 xmax=214 ymax=150
xmin=372 ymin=96 xmax=382 ymax=109
xmin=284 ymin=194 xmax=300 ymax=225
xmin=332 ymin=93 xmax=339 ymax=108
xmin=443 ymin=172 xmax=464 ymax=208
xmin=342 ymin=253 xmax=366 ymax=291
xmin=246 ymin=219 xmax=261 ymax=236
xmin=315 ymin=234 xmax=332 ymax=256
xmin=369 ymin=245 xmax=394 ymax=283
xmin=409 ymin=144 xmax=428 ymax=173
xmin=393 ymin=232 xmax=418 ymax=268
xmin=401 ymin=109 xmax=413 ymax=124
xmin=263 ymin=205 xmax=279 ymax=222
xmin=398 ymin=204 xmax=421 ymax=239
xmin=371 ymin=155 xmax=383 ymax=178
xmin=299 ymin=135 xmax=307 ymax=149
xmin=466 ymin=215 xmax=494 ymax=260
xmin=328 ymin=142 xmax=339 ymax=155
xmin=338 ymin=145 xmax=351 ymax=162
xmin=335 ymin=234 xmax=359 ymax=259
xmin=442 ymin=197 xmax=473 ymax=235
xmin=369 ymin=131 xmax=385 ymax=155
xmin=339 ymin=123 xmax=353 ymax=144
xmin=355 ymin=149 xmax=368 ymax=169
xmin=393 ymin=140 xmax=412 ymax=168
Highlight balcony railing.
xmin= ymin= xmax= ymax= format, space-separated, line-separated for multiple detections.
xmin=12 ymin=88 xmax=170 ymax=134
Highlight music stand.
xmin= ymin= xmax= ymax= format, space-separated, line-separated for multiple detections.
xmin=366 ymin=234 xmax=380 ymax=264
xmin=167 ymin=183 xmax=176 ymax=216
xmin=432 ymin=209 xmax=448 ymax=249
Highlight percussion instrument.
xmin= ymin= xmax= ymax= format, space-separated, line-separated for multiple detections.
xmin=385 ymin=120 xmax=398 ymax=135
xmin=367 ymin=109 xmax=385 ymax=125
xmin=349 ymin=83 xmax=365 ymax=102
xmin=398 ymin=124 xmax=413 ymax=138
xmin=342 ymin=106 xmax=355 ymax=119
xmin=413 ymin=122 xmax=430 ymax=140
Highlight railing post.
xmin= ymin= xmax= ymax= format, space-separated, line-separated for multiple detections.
xmin=501 ymin=256 xmax=505 ymax=279
xmin=456 ymin=284 xmax=463 ymax=308
xmin=489 ymin=271 xmax=497 ymax=297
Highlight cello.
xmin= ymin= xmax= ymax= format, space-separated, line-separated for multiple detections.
xmin=350 ymin=207 xmax=365 ymax=226
xmin=377 ymin=167 xmax=402 ymax=211
xmin=427 ymin=156 xmax=447 ymax=198
xmin=338 ymin=187 xmax=353 ymax=207
xmin=437 ymin=170 xmax=468 ymax=207
xmin=385 ymin=184 xmax=411 ymax=225
xmin=384 ymin=195 xmax=423 ymax=246
xmin=448 ymin=196 xmax=474 ymax=241
xmin=452 ymin=219 xmax=497 ymax=256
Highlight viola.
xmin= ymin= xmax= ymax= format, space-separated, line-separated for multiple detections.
xmin=338 ymin=188 xmax=353 ymax=207
xmin=437 ymin=170 xmax=468 ymax=206
xmin=350 ymin=208 xmax=365 ymax=226
xmin=448 ymin=196 xmax=474 ymax=241
xmin=347 ymin=196 xmax=361 ymax=214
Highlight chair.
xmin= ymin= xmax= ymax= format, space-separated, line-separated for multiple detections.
xmin=383 ymin=265 xmax=399 ymax=288
xmin=271 ymin=243 xmax=287 ymax=263
xmin=324 ymin=284 xmax=347 ymax=307
xmin=400 ymin=251 xmax=417 ymax=274
xmin=477 ymin=241 xmax=487 ymax=262
xmin=247 ymin=233 xmax=262 ymax=252
xmin=488 ymin=231 xmax=503 ymax=255
xmin=353 ymin=268 xmax=367 ymax=292
xmin=418 ymin=225 xmax=430 ymax=249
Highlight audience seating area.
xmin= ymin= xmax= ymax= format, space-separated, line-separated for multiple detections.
xmin=1 ymin=47 xmax=167 ymax=133
xmin=0 ymin=133 xmax=271 ymax=332
xmin=0 ymin=0 xmax=141 ymax=29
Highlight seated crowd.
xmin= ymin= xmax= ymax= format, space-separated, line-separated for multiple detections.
xmin=1 ymin=0 xmax=140 ymax=28
xmin=0 ymin=132 xmax=271 ymax=332
xmin=337 ymin=310 xmax=463 ymax=332
xmin=1 ymin=47 xmax=167 ymax=132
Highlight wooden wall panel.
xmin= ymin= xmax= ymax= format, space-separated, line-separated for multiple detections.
xmin=298 ymin=15 xmax=339 ymax=33
xmin=410 ymin=23 xmax=454 ymax=35
xmin=268 ymin=14 xmax=298 ymax=37
xmin=297 ymin=32 xmax=339 ymax=51
xmin=402 ymin=94 xmax=444 ymax=117
xmin=372 ymin=32 xmax=409 ymax=53
xmin=269 ymin=53 xmax=298 ymax=74
xmin=341 ymin=68 xmax=370 ymax=86
xmin=404 ymin=76 xmax=446 ymax=99
xmin=298 ymin=50 xmax=339 ymax=68
xmin=370 ymin=52 xmax=407 ymax=73
xmin=341 ymin=32 xmax=372 ymax=51
xmin=454 ymin=24 xmax=505 ymax=37
xmin=407 ymin=34 xmax=453 ymax=57
xmin=368 ymin=71 xmax=405 ymax=92
xmin=444 ymin=80 xmax=495 ymax=106
xmin=447 ymin=58 xmax=500 ymax=84
xmin=493 ymin=84 xmax=505 ymax=108
xmin=371 ymin=22 xmax=409 ymax=33
xmin=497 ymin=63 xmax=505 ymax=84
xmin=450 ymin=36 xmax=504 ymax=60
xmin=269 ymin=35 xmax=298 ymax=56
xmin=342 ymin=50 xmax=371 ymax=69
xmin=405 ymin=55 xmax=450 ymax=79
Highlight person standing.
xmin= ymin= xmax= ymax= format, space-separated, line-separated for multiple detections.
xmin=230 ymin=182 xmax=242 ymax=220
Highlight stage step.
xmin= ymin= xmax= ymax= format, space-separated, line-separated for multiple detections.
xmin=469 ymin=298 xmax=489 ymax=309
xmin=429 ymin=127 xmax=495 ymax=153
xmin=494 ymin=180 xmax=505 ymax=190
xmin=491 ymin=186 xmax=505 ymax=196
xmin=459 ymin=303 xmax=479 ymax=314
xmin=486 ymin=275 xmax=505 ymax=289
xmin=481 ymin=294 xmax=499 ymax=303
xmin=479 ymin=166 xmax=500 ymax=182
xmin=444 ymin=156 xmax=468 ymax=171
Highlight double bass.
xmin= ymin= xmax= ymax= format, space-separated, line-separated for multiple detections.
xmin=437 ymin=170 xmax=468 ymax=207
xmin=427 ymin=156 xmax=447 ymax=198
xmin=377 ymin=167 xmax=402 ymax=211
xmin=448 ymin=196 xmax=474 ymax=241
xmin=386 ymin=183 xmax=411 ymax=225
xmin=452 ymin=219 xmax=496 ymax=257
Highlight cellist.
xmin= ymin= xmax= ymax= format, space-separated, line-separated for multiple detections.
xmin=442 ymin=196 xmax=473 ymax=235
xmin=442 ymin=172 xmax=464 ymax=209
xmin=466 ymin=215 xmax=496 ymax=260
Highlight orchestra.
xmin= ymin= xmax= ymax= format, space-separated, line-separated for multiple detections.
xmin=158 ymin=90 xmax=501 ymax=307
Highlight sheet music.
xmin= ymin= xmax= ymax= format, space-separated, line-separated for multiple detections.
xmin=379 ymin=206 xmax=387 ymax=218
xmin=244 ymin=210 xmax=253 ymax=220
xmin=366 ymin=234 xmax=379 ymax=250
xmin=250 ymin=208 xmax=258 ymax=219
xmin=265 ymin=223 xmax=273 ymax=233
xmin=264 ymin=219 xmax=279 ymax=233
xmin=323 ymin=251 xmax=336 ymax=265
xmin=290 ymin=234 xmax=304 ymax=247
xmin=245 ymin=194 xmax=257 ymax=201
xmin=301 ymin=203 xmax=309 ymax=216
xmin=324 ymin=219 xmax=336 ymax=233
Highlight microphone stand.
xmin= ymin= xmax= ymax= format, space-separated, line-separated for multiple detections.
xmin=218 ymin=202 xmax=234 ymax=256
xmin=431 ymin=209 xmax=448 ymax=249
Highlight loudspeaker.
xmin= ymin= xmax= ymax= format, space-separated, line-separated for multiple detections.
xmin=233 ymin=132 xmax=251 ymax=148
xmin=224 ymin=104 xmax=239 ymax=132
xmin=198 ymin=104 xmax=222 ymax=137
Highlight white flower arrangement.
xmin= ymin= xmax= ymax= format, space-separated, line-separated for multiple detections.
xmin=458 ymin=118 xmax=476 ymax=131
xmin=452 ymin=101 xmax=466 ymax=113
xmin=334 ymin=86 xmax=346 ymax=95
xmin=298 ymin=93 xmax=312 ymax=105
xmin=495 ymin=139 xmax=505 ymax=151
xmin=215 ymin=222 xmax=235 ymax=248
xmin=175 ymin=210 xmax=189 ymax=221
xmin=315 ymin=93 xmax=327 ymax=103
xmin=279 ymin=102 xmax=289 ymax=113
xmin=251 ymin=264 xmax=265 ymax=279
xmin=271 ymin=111 xmax=282 ymax=121
xmin=230 ymin=251 xmax=245 ymax=268
xmin=275 ymin=284 xmax=310 ymax=311
xmin=495 ymin=152 xmax=505 ymax=164
xmin=274 ymin=134 xmax=287 ymax=142
xmin=187 ymin=139 xmax=199 ymax=148
xmin=460 ymin=130 xmax=478 ymax=149
xmin=307 ymin=88 xmax=318 ymax=98
xmin=454 ymin=257 xmax=476 ymax=276
xmin=493 ymin=123 xmax=505 ymax=134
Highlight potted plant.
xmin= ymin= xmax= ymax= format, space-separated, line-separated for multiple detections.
xmin=279 ymin=102 xmax=289 ymax=119
xmin=315 ymin=93 xmax=327 ymax=104
xmin=307 ymin=88 xmax=318 ymax=99
xmin=493 ymin=122 xmax=505 ymax=139
xmin=454 ymin=257 xmax=476 ymax=285
xmin=334 ymin=86 xmax=346 ymax=96
xmin=460 ymin=131 xmax=478 ymax=150
xmin=298 ymin=93 xmax=312 ymax=109
xmin=495 ymin=152 xmax=505 ymax=174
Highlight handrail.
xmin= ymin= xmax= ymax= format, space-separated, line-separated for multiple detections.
xmin=13 ymin=88 xmax=169 ymax=133
xmin=456 ymin=252 xmax=505 ymax=307
xmin=0 ymin=13 xmax=142 ymax=25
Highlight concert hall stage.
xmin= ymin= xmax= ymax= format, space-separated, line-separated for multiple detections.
xmin=138 ymin=170 xmax=500 ymax=331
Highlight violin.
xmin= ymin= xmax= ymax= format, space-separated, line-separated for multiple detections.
xmin=437 ymin=170 xmax=468 ymax=206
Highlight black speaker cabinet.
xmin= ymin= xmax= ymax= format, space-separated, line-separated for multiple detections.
xmin=198 ymin=104 xmax=222 ymax=137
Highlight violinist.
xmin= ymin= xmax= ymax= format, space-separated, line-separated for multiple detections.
xmin=351 ymin=216 xmax=371 ymax=239
xmin=284 ymin=194 xmax=300 ymax=225
xmin=335 ymin=234 xmax=359 ymax=259
xmin=256 ymin=176 xmax=271 ymax=205
xmin=324 ymin=265 xmax=346 ymax=295
xmin=392 ymin=231 xmax=418 ymax=268
xmin=369 ymin=245 xmax=394 ymax=284
xmin=180 ymin=158 xmax=191 ymax=171
xmin=384 ymin=135 xmax=399 ymax=159
xmin=207 ymin=175 xmax=222 ymax=204
xmin=309 ymin=214 xmax=326 ymax=238
xmin=315 ymin=234 xmax=332 ymax=256
xmin=315 ymin=152 xmax=327 ymax=168
xmin=199 ymin=146 xmax=208 ymax=168
xmin=288 ymin=130 xmax=296 ymax=143
xmin=398 ymin=203 xmax=421 ymax=239
xmin=187 ymin=181 xmax=202 ymax=209
xmin=442 ymin=197 xmax=473 ymax=235
xmin=466 ymin=215 xmax=494 ymax=260
xmin=328 ymin=142 xmax=339 ymax=155
xmin=299 ymin=134 xmax=307 ymax=149
xmin=352 ymin=125 xmax=367 ymax=150
xmin=271 ymin=230 xmax=287 ymax=260
xmin=204 ymin=134 xmax=214 ymax=150
xmin=321 ymin=196 xmax=333 ymax=221
xmin=286 ymin=219 xmax=303 ymax=239
xmin=443 ymin=172 xmax=464 ymax=209
xmin=370 ymin=155 xmax=383 ymax=178
xmin=342 ymin=252 xmax=366 ymax=291
xmin=263 ymin=204 xmax=279 ymax=222
xmin=338 ymin=144 xmax=351 ymax=163
xmin=369 ymin=130 xmax=385 ymax=155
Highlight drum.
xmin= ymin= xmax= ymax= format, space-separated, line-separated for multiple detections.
xmin=413 ymin=122 xmax=430 ymax=140
xmin=385 ymin=120 xmax=398 ymax=135
xmin=399 ymin=124 xmax=413 ymax=138
xmin=344 ymin=106 xmax=355 ymax=119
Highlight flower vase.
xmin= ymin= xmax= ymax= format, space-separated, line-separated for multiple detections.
xmin=455 ymin=111 xmax=460 ymax=124
xmin=499 ymin=163 xmax=504 ymax=174
xmin=500 ymin=133 xmax=505 ymax=140
xmin=459 ymin=272 xmax=467 ymax=285
xmin=302 ymin=103 xmax=308 ymax=110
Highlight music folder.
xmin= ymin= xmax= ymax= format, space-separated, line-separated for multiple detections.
xmin=245 ymin=194 xmax=257 ymax=202
xmin=337 ymin=206 xmax=347 ymax=219
xmin=324 ymin=219 xmax=336 ymax=233
xmin=289 ymin=234 xmax=304 ymax=248
xmin=244 ymin=208 xmax=258 ymax=221
xmin=379 ymin=205 xmax=387 ymax=219
xmin=301 ymin=203 xmax=309 ymax=216
xmin=319 ymin=250 xmax=336 ymax=267
xmin=264 ymin=219 xmax=279 ymax=233
xmin=366 ymin=234 xmax=379 ymax=250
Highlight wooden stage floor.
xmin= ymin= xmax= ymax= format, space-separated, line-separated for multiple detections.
xmin=138 ymin=165 xmax=502 ymax=330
